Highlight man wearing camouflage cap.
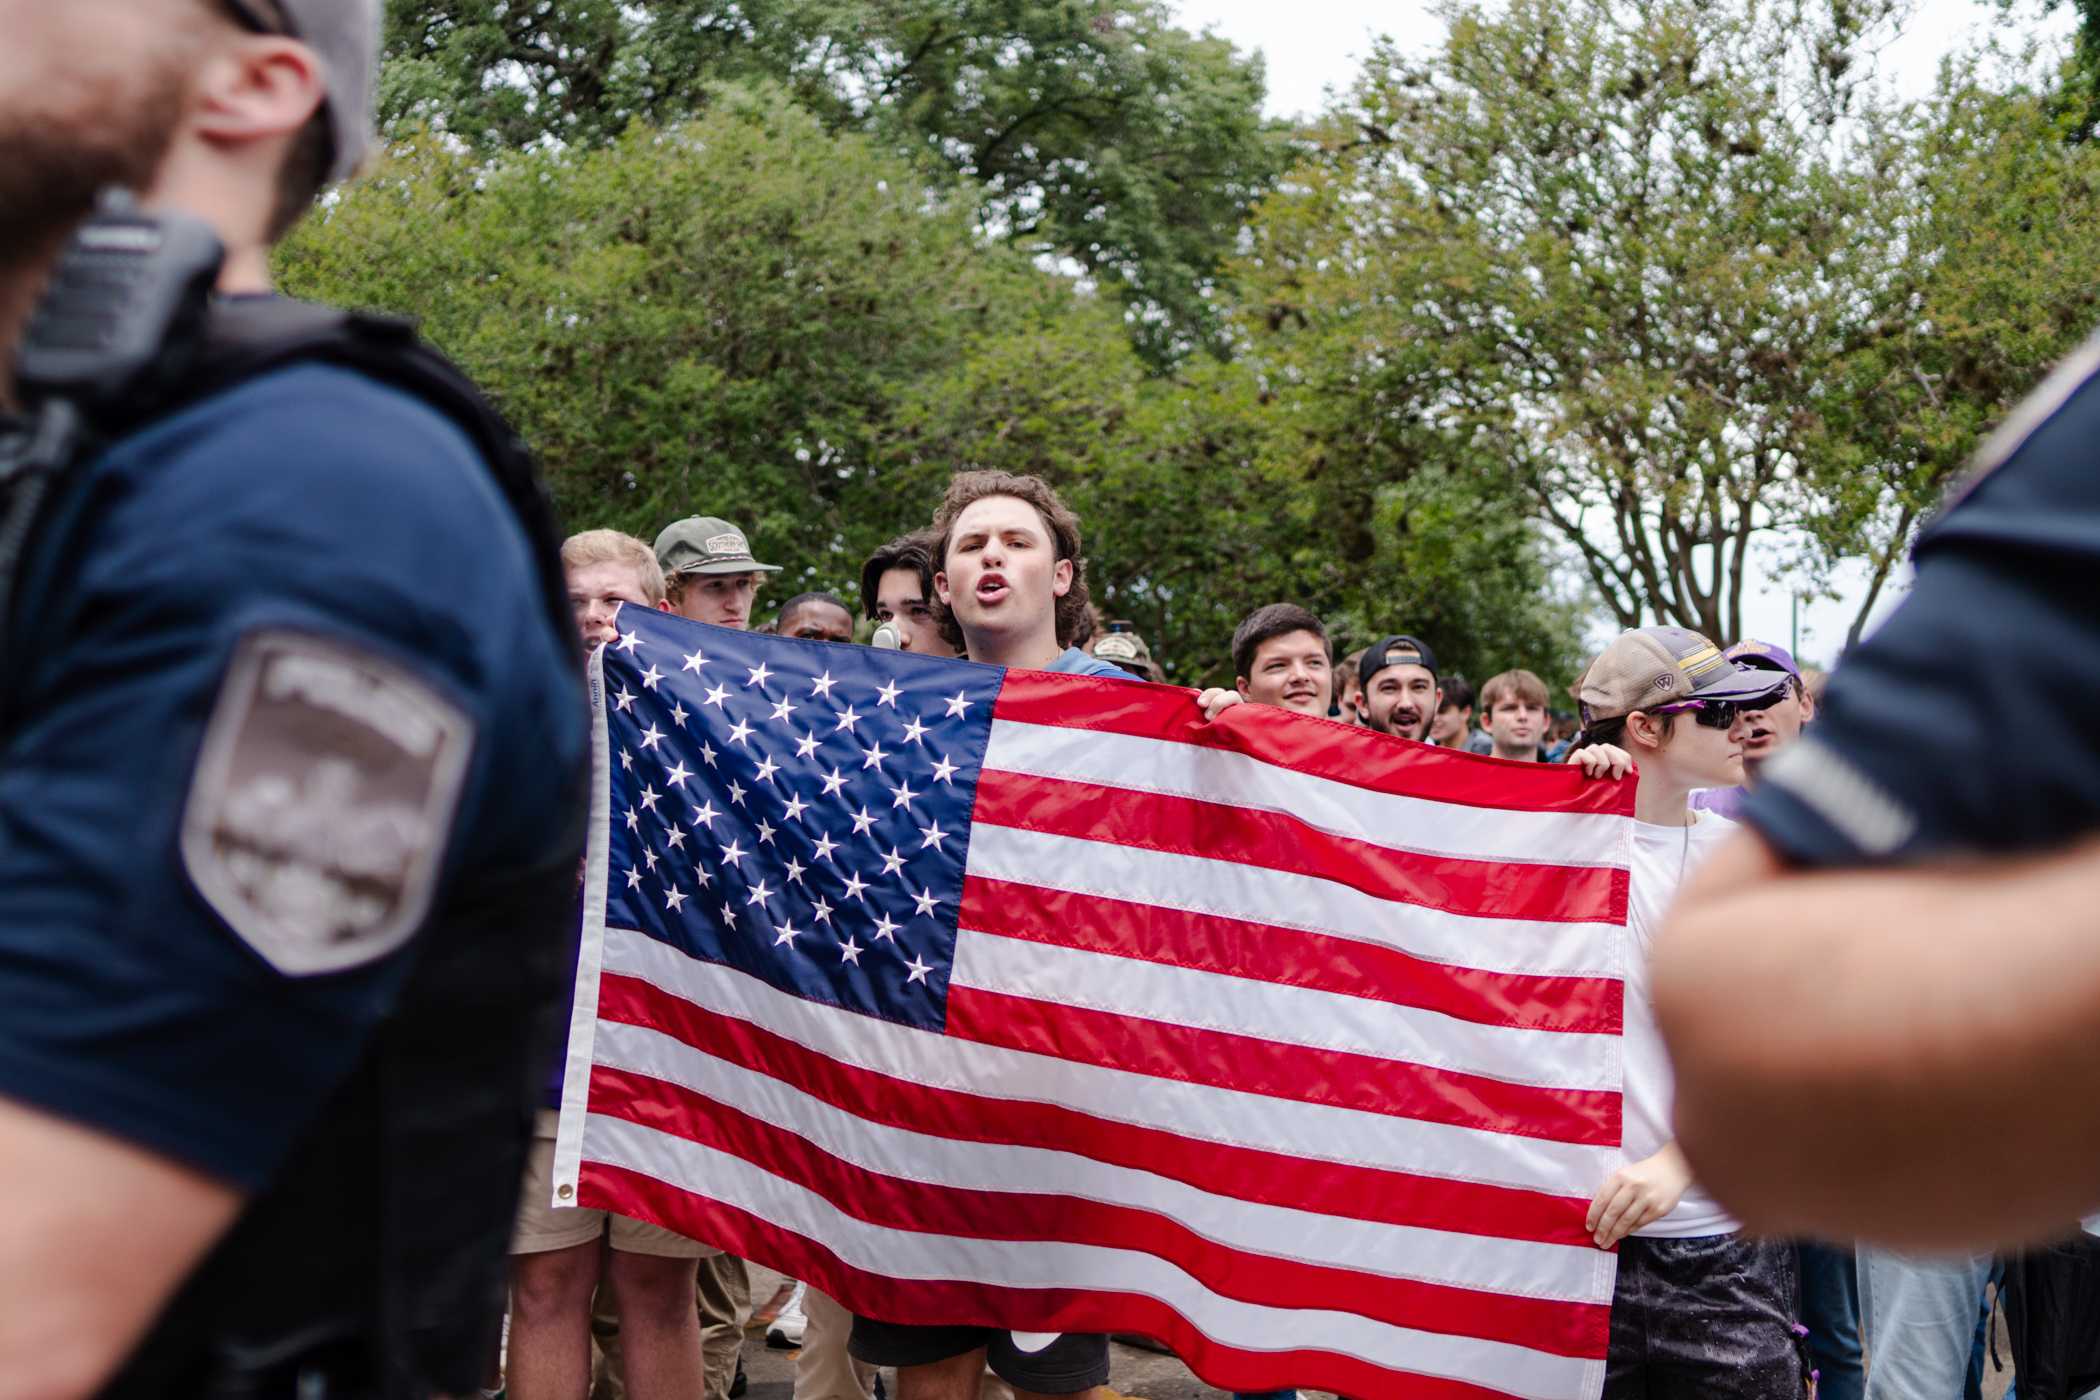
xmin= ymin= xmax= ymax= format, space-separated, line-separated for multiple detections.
xmin=655 ymin=515 xmax=781 ymax=631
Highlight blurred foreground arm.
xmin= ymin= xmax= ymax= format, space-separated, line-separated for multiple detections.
xmin=1655 ymin=829 xmax=2100 ymax=1250
xmin=0 ymin=1098 xmax=241 ymax=1399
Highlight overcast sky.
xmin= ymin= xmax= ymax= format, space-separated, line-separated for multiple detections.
xmin=1166 ymin=0 xmax=2076 ymax=658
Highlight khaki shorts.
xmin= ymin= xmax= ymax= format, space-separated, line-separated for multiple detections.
xmin=511 ymin=1111 xmax=718 ymax=1259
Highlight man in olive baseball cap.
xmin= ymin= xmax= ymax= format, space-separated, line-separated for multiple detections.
xmin=654 ymin=516 xmax=781 ymax=630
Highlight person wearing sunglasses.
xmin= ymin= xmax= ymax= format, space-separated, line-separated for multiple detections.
xmin=1563 ymin=627 xmax=1808 ymax=1400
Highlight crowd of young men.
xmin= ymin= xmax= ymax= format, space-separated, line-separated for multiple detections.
xmin=531 ymin=470 xmax=2082 ymax=1400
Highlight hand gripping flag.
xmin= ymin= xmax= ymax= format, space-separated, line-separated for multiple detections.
xmin=554 ymin=606 xmax=1634 ymax=1400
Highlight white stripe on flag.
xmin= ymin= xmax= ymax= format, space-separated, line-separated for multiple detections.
xmin=963 ymin=823 xmax=1624 ymax=979
xmin=983 ymin=718 xmax=1630 ymax=868
xmin=949 ymin=927 xmax=1620 ymax=1090
xmin=600 ymin=925 xmax=1619 ymax=1194
xmin=589 ymin=1015 xmax=1613 ymax=1303
xmin=584 ymin=1111 xmax=1606 ymax=1400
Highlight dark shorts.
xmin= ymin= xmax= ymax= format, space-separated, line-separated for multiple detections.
xmin=1606 ymin=1233 xmax=1809 ymax=1400
xmin=848 ymin=1317 xmax=1111 ymax=1394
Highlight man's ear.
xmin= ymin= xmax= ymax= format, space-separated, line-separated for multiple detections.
xmin=1625 ymin=709 xmax=1666 ymax=750
xmin=1051 ymin=558 xmax=1074 ymax=597
xmin=933 ymin=571 xmax=952 ymax=606
xmin=191 ymin=35 xmax=326 ymax=151
xmin=656 ymin=600 xmax=675 ymax=614
xmin=1235 ymin=677 xmax=1253 ymax=701
xmin=1798 ymin=684 xmax=1818 ymax=723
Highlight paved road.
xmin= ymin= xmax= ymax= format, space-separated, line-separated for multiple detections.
xmin=733 ymin=1264 xmax=2016 ymax=1400
xmin=738 ymin=1266 xmax=1296 ymax=1400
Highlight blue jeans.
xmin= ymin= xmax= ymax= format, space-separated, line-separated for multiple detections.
xmin=1796 ymin=1242 xmax=1864 ymax=1400
xmin=1860 ymin=1250 xmax=1995 ymax=1400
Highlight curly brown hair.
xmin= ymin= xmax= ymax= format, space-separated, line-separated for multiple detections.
xmin=929 ymin=471 xmax=1093 ymax=655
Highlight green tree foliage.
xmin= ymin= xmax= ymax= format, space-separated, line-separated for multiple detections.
xmin=1994 ymin=0 xmax=2100 ymax=135
xmin=280 ymin=89 xmax=1116 ymax=599
xmin=379 ymin=0 xmax=1287 ymax=365
xmin=1227 ymin=0 xmax=2100 ymax=643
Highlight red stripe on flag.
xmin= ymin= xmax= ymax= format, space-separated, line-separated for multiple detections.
xmin=579 ymin=1162 xmax=1590 ymax=1400
xmin=595 ymin=972 xmax=1599 ymax=1248
xmin=992 ymin=672 xmax=1634 ymax=818
xmin=973 ymin=769 xmax=1624 ymax=926
xmin=958 ymin=875 xmax=1622 ymax=1034
xmin=945 ymin=985 xmax=1620 ymax=1148
xmin=590 ymin=1065 xmax=1612 ymax=1359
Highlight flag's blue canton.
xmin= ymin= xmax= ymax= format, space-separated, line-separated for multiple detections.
xmin=602 ymin=607 xmax=1004 ymax=1031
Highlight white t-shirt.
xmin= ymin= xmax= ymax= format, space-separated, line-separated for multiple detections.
xmin=1619 ymin=810 xmax=1742 ymax=1238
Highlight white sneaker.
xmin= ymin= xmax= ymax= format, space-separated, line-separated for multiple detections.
xmin=766 ymin=1281 xmax=808 ymax=1349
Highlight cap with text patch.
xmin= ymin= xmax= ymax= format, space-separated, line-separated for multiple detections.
xmin=1580 ymin=626 xmax=1790 ymax=725
xmin=653 ymin=516 xmax=781 ymax=578
xmin=1359 ymin=635 xmax=1439 ymax=693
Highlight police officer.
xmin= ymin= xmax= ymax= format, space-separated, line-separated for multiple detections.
xmin=1654 ymin=333 xmax=2100 ymax=1250
xmin=0 ymin=3 xmax=587 ymax=1396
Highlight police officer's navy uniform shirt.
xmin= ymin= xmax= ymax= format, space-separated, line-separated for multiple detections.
xmin=0 ymin=362 xmax=588 ymax=1190
xmin=1743 ymin=337 xmax=2100 ymax=865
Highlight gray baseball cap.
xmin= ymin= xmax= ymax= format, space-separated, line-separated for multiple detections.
xmin=224 ymin=0 xmax=381 ymax=184
xmin=653 ymin=516 xmax=782 ymax=577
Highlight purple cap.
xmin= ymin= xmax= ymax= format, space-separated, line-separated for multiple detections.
xmin=1724 ymin=638 xmax=1800 ymax=679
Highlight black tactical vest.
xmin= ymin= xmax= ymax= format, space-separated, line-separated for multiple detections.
xmin=57 ymin=300 xmax=590 ymax=1400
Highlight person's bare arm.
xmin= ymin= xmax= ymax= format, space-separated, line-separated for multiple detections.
xmin=0 ymin=1097 xmax=242 ymax=1400
xmin=1653 ymin=830 xmax=2100 ymax=1249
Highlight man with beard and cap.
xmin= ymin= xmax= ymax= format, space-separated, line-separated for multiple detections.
xmin=1357 ymin=635 xmax=1443 ymax=742
xmin=0 ymin=3 xmax=588 ymax=1397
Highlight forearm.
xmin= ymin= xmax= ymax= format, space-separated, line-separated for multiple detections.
xmin=1654 ymin=832 xmax=2100 ymax=1249
xmin=0 ymin=1098 xmax=242 ymax=1399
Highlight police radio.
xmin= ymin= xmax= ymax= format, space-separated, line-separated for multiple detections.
xmin=0 ymin=190 xmax=224 ymax=675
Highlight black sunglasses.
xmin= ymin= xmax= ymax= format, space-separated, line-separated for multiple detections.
xmin=1651 ymin=693 xmax=1785 ymax=729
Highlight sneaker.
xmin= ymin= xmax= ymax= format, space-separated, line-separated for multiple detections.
xmin=766 ymin=1281 xmax=808 ymax=1349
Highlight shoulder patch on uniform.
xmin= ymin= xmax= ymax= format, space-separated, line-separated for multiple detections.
xmin=181 ymin=630 xmax=476 ymax=977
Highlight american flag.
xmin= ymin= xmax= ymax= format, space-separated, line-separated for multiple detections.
xmin=553 ymin=605 xmax=1633 ymax=1400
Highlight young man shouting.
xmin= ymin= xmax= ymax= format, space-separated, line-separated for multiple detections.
xmin=927 ymin=471 xmax=1127 ymax=680
xmin=850 ymin=471 xmax=1122 ymax=1400
xmin=1231 ymin=604 xmax=1333 ymax=716
xmin=1357 ymin=635 xmax=1443 ymax=742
